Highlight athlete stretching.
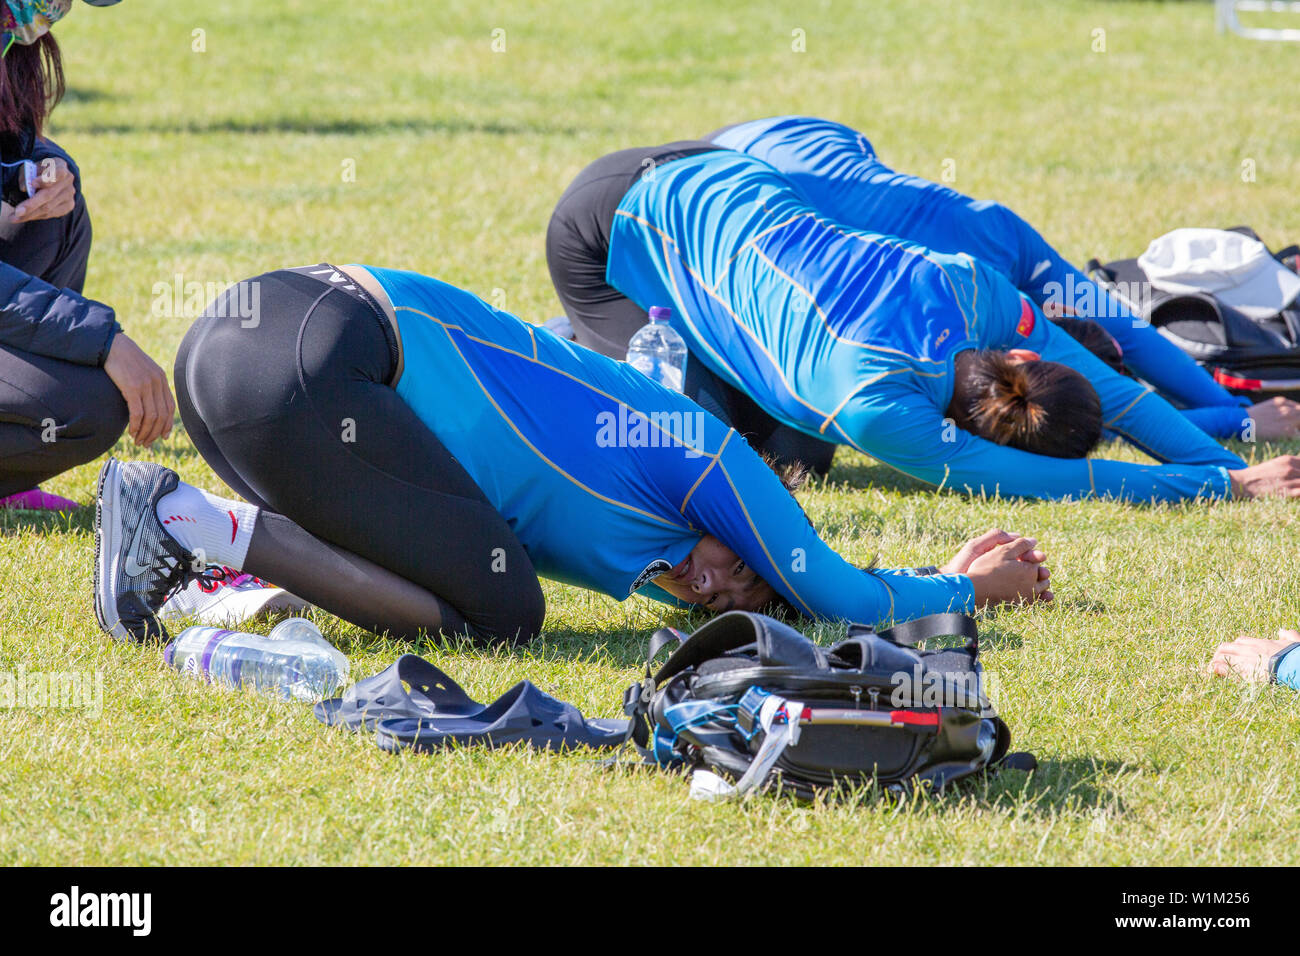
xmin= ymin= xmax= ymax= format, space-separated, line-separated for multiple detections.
xmin=706 ymin=116 xmax=1300 ymax=444
xmin=93 ymin=265 xmax=1049 ymax=644
xmin=547 ymin=141 xmax=1300 ymax=503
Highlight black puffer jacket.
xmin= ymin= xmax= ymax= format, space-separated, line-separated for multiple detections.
xmin=1 ymin=125 xmax=119 ymax=366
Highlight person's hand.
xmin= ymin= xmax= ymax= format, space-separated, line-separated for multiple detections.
xmin=1228 ymin=455 xmax=1300 ymax=499
xmin=1247 ymin=397 xmax=1300 ymax=441
xmin=11 ymin=157 xmax=75 ymax=223
xmin=1207 ymin=630 xmax=1300 ymax=683
xmin=103 ymin=333 xmax=176 ymax=447
xmin=964 ymin=536 xmax=1052 ymax=607
xmin=941 ymin=528 xmax=1017 ymax=574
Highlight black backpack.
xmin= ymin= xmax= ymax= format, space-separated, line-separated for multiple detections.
xmin=1087 ymin=227 xmax=1300 ymax=400
xmin=620 ymin=611 xmax=1034 ymax=800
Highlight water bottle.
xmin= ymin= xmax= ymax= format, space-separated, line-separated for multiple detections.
xmin=626 ymin=306 xmax=687 ymax=391
xmin=163 ymin=617 xmax=349 ymax=702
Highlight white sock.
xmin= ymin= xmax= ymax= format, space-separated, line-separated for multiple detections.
xmin=155 ymin=481 xmax=259 ymax=569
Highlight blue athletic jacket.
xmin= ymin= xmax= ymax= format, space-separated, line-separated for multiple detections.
xmin=605 ymin=150 xmax=1245 ymax=503
xmin=708 ymin=116 xmax=1253 ymax=441
xmin=360 ymin=266 xmax=974 ymax=625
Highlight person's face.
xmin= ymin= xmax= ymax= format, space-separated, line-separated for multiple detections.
xmin=654 ymin=535 xmax=777 ymax=612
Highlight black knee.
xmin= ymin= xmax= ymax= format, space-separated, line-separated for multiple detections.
xmin=510 ymin=579 xmax=547 ymax=646
xmin=473 ymin=577 xmax=546 ymax=648
xmin=61 ymin=369 xmax=129 ymax=463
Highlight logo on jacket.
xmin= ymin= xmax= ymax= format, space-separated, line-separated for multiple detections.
xmin=1015 ymin=297 xmax=1036 ymax=337
xmin=630 ymin=559 xmax=673 ymax=594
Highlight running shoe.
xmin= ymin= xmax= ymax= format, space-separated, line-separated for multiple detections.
xmin=160 ymin=566 xmax=309 ymax=627
xmin=93 ymin=458 xmax=199 ymax=642
xmin=0 ymin=487 xmax=82 ymax=511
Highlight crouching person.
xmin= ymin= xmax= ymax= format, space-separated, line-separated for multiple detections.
xmin=0 ymin=23 xmax=173 ymax=509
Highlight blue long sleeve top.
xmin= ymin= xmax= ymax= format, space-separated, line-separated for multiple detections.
xmin=360 ymin=266 xmax=974 ymax=624
xmin=605 ymin=150 xmax=1245 ymax=502
xmin=1181 ymin=405 xmax=1252 ymax=441
xmin=709 ymin=115 xmax=1250 ymax=427
xmin=1275 ymin=644 xmax=1300 ymax=691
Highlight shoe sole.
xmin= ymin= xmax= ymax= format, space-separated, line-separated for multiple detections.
xmin=159 ymin=586 xmax=308 ymax=628
xmin=93 ymin=457 xmax=132 ymax=641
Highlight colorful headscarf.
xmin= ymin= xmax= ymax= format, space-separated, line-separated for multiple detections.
xmin=3 ymin=1 xmax=73 ymax=50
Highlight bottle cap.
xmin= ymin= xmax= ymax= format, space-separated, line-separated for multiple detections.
xmin=648 ymin=306 xmax=671 ymax=322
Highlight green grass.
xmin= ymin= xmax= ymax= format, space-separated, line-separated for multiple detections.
xmin=3 ymin=0 xmax=1300 ymax=865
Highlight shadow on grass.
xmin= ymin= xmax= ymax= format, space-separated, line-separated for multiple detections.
xmin=61 ymin=86 xmax=115 ymax=105
xmin=1050 ymin=595 xmax=1109 ymax=615
xmin=0 ymin=506 xmax=93 ymax=537
xmin=826 ymin=755 xmax=1131 ymax=813
xmin=334 ymin=612 xmax=1027 ymax=671
xmin=334 ymin=621 xmax=671 ymax=670
xmin=969 ymin=618 xmax=1025 ymax=650
xmin=825 ymin=458 xmax=939 ymax=496
xmin=58 ymin=117 xmax=588 ymax=138
xmin=601 ymin=754 xmax=1129 ymax=816
xmin=985 ymin=756 xmax=1131 ymax=815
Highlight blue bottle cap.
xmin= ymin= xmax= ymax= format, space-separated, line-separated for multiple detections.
xmin=648 ymin=306 xmax=672 ymax=322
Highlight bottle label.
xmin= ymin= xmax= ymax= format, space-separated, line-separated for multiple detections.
xmin=199 ymin=628 xmax=236 ymax=678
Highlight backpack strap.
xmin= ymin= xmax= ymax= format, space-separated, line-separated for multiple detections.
xmin=614 ymin=626 xmax=682 ymax=754
xmin=850 ymin=612 xmax=979 ymax=651
xmin=650 ymin=611 xmax=782 ymax=683
xmin=1084 ymin=258 xmax=1115 ymax=284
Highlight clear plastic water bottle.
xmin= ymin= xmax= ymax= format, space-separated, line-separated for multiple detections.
xmin=163 ymin=618 xmax=349 ymax=703
xmin=626 ymin=306 xmax=687 ymax=392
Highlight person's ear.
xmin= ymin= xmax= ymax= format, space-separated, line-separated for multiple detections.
xmin=1005 ymin=348 xmax=1042 ymax=365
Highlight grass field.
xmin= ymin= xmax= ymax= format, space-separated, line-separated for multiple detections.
xmin=3 ymin=0 xmax=1300 ymax=866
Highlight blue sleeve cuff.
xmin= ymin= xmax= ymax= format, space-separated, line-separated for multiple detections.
xmin=1182 ymin=405 xmax=1252 ymax=441
xmin=1271 ymin=642 xmax=1300 ymax=691
xmin=895 ymin=566 xmax=943 ymax=578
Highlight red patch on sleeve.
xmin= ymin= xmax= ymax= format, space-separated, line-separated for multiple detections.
xmin=1015 ymin=297 xmax=1036 ymax=337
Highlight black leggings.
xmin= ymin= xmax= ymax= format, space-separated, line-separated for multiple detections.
xmin=546 ymin=142 xmax=837 ymax=476
xmin=174 ymin=266 xmax=544 ymax=645
xmin=546 ymin=140 xmax=722 ymax=359
xmin=0 ymin=342 xmax=127 ymax=497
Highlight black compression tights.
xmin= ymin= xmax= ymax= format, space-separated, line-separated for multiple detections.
xmin=173 ymin=266 xmax=545 ymax=646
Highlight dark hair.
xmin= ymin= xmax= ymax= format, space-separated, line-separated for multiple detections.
xmin=1054 ymin=317 xmax=1126 ymax=375
xmin=948 ymin=350 xmax=1102 ymax=459
xmin=764 ymin=454 xmax=809 ymax=496
xmin=1 ymin=33 xmax=65 ymax=136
